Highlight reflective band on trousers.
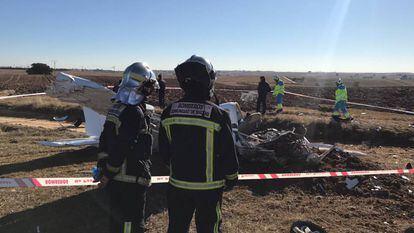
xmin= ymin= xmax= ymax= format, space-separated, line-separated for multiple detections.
xmin=97 ymin=152 xmax=108 ymax=159
xmin=124 ymin=222 xmax=132 ymax=233
xmin=162 ymin=117 xmax=220 ymax=183
xmin=113 ymin=175 xmax=151 ymax=187
xmin=169 ymin=177 xmax=225 ymax=190
xmin=164 ymin=125 xmax=172 ymax=143
xmin=106 ymin=163 xmax=121 ymax=173
xmin=214 ymin=202 xmax=222 ymax=233
xmin=226 ymin=172 xmax=238 ymax=180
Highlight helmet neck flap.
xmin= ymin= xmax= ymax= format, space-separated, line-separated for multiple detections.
xmin=112 ymin=86 xmax=145 ymax=105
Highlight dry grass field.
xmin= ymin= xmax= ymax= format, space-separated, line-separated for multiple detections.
xmin=0 ymin=69 xmax=413 ymax=232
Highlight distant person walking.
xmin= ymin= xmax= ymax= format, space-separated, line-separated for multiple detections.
xmin=256 ymin=76 xmax=271 ymax=114
xmin=157 ymin=74 xmax=166 ymax=108
xmin=272 ymin=75 xmax=285 ymax=113
xmin=332 ymin=79 xmax=352 ymax=121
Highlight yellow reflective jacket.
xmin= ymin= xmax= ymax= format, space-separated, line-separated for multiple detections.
xmin=273 ymin=80 xmax=285 ymax=95
xmin=335 ymin=86 xmax=348 ymax=102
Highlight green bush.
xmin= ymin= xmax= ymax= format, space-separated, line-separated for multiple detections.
xmin=26 ymin=63 xmax=52 ymax=75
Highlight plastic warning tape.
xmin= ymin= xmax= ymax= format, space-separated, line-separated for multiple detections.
xmin=0 ymin=169 xmax=413 ymax=188
xmin=284 ymin=91 xmax=414 ymax=115
xmin=168 ymin=87 xmax=414 ymax=115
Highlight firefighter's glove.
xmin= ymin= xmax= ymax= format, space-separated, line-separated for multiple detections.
xmin=224 ymin=178 xmax=237 ymax=192
xmin=138 ymin=160 xmax=152 ymax=179
xmin=96 ymin=152 xmax=108 ymax=169
xmin=97 ymin=158 xmax=107 ymax=169
xmin=97 ymin=175 xmax=110 ymax=189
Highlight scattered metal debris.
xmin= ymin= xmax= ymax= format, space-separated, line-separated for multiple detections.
xmin=345 ymin=178 xmax=359 ymax=189
xmin=371 ymin=185 xmax=382 ymax=191
xmin=236 ymin=127 xmax=320 ymax=165
xmin=52 ymin=116 xmax=69 ymax=121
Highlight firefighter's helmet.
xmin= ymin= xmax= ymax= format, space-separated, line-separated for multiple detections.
xmin=175 ymin=55 xmax=216 ymax=93
xmin=113 ymin=62 xmax=158 ymax=105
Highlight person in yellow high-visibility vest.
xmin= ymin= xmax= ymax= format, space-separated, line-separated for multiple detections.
xmin=332 ymin=79 xmax=352 ymax=121
xmin=272 ymin=76 xmax=285 ymax=113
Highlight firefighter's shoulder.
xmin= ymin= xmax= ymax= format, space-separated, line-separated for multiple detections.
xmin=160 ymin=101 xmax=176 ymax=119
xmin=107 ymin=102 xmax=127 ymax=118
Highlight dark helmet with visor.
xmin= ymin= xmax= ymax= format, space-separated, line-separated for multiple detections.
xmin=175 ymin=55 xmax=216 ymax=97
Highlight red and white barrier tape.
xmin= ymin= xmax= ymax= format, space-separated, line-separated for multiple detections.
xmin=1 ymin=168 xmax=413 ymax=188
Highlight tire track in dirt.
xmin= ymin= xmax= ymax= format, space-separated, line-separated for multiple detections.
xmin=0 ymin=116 xmax=84 ymax=133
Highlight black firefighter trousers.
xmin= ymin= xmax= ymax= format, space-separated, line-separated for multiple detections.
xmin=256 ymin=96 xmax=267 ymax=114
xmin=167 ymin=185 xmax=223 ymax=233
xmin=108 ymin=181 xmax=147 ymax=233
xmin=159 ymin=93 xmax=165 ymax=108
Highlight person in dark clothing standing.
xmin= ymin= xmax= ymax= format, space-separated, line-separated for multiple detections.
xmin=159 ymin=55 xmax=239 ymax=233
xmin=157 ymin=73 xmax=166 ymax=107
xmin=256 ymin=76 xmax=271 ymax=114
xmin=96 ymin=62 xmax=158 ymax=233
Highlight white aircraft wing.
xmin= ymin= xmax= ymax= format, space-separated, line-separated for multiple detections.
xmin=47 ymin=72 xmax=114 ymax=115
xmin=37 ymin=72 xmax=111 ymax=147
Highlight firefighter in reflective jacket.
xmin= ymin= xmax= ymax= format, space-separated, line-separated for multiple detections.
xmin=96 ymin=62 xmax=158 ymax=233
xmin=159 ymin=55 xmax=239 ymax=233
xmin=272 ymin=75 xmax=285 ymax=113
xmin=332 ymin=79 xmax=352 ymax=121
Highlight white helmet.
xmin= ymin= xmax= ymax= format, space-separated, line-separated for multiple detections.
xmin=112 ymin=62 xmax=158 ymax=105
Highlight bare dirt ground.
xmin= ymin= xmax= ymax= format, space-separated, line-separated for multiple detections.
xmin=0 ymin=116 xmax=84 ymax=133
xmin=0 ymin=123 xmax=412 ymax=232
xmin=0 ymin=70 xmax=413 ymax=232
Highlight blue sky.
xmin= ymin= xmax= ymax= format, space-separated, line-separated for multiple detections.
xmin=1 ymin=0 xmax=413 ymax=72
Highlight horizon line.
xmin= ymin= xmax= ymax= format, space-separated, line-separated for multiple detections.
xmin=0 ymin=66 xmax=413 ymax=74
